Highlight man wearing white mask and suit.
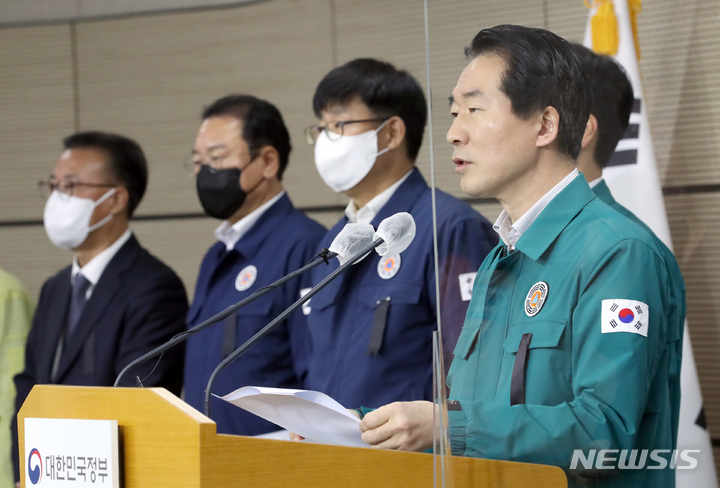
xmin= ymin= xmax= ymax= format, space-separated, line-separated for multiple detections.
xmin=303 ymin=58 xmax=497 ymax=411
xmin=11 ymin=131 xmax=187 ymax=486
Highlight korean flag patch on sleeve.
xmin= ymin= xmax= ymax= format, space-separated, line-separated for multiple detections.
xmin=601 ymin=299 xmax=649 ymax=337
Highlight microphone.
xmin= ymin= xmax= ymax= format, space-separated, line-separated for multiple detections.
xmin=113 ymin=222 xmax=376 ymax=387
xmin=374 ymin=212 xmax=416 ymax=257
xmin=329 ymin=223 xmax=375 ymax=265
xmin=203 ymin=212 xmax=417 ymax=418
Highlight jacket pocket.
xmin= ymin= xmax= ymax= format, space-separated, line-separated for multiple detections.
xmin=357 ymin=283 xmax=425 ymax=356
xmin=503 ymin=319 xmax=567 ymax=353
xmin=453 ymin=326 xmax=481 ymax=360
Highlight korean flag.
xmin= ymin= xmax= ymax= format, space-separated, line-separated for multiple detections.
xmin=601 ymin=299 xmax=649 ymax=337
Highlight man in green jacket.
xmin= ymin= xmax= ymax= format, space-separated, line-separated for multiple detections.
xmin=573 ymin=43 xmax=686 ymax=450
xmin=357 ymin=25 xmax=678 ymax=488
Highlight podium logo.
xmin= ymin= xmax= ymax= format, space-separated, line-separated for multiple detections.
xmin=28 ymin=448 xmax=42 ymax=484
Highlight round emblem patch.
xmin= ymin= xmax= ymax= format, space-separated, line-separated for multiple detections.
xmin=525 ymin=281 xmax=548 ymax=317
xmin=235 ymin=265 xmax=258 ymax=292
xmin=377 ymin=254 xmax=401 ymax=280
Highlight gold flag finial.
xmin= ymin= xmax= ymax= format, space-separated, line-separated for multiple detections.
xmin=585 ymin=0 xmax=619 ymax=56
xmin=629 ymin=0 xmax=642 ymax=59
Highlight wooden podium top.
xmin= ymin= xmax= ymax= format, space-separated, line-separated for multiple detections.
xmin=17 ymin=385 xmax=566 ymax=488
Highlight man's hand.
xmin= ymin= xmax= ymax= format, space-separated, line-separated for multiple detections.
xmin=288 ymin=431 xmax=305 ymax=442
xmin=359 ymin=401 xmax=434 ymax=451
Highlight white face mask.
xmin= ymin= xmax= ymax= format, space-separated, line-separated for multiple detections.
xmin=314 ymin=120 xmax=390 ymax=193
xmin=43 ymin=188 xmax=117 ymax=250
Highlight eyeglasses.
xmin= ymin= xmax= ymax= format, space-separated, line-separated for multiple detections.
xmin=183 ymin=150 xmax=258 ymax=176
xmin=304 ymin=118 xmax=387 ymax=145
xmin=38 ymin=179 xmax=115 ymax=199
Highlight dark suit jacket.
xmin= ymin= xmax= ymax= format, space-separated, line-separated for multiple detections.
xmin=12 ymin=234 xmax=188 ymax=481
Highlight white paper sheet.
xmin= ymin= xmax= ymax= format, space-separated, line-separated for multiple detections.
xmin=219 ymin=386 xmax=366 ymax=448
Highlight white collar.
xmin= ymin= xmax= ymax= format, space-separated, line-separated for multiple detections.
xmin=587 ymin=176 xmax=603 ymax=188
xmin=493 ymin=169 xmax=579 ymax=251
xmin=72 ymin=229 xmax=132 ymax=286
xmin=345 ymin=170 xmax=413 ymax=225
xmin=215 ymin=191 xmax=286 ymax=251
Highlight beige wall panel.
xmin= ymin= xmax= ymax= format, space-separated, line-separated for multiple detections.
xmin=640 ymin=0 xmax=720 ymax=187
xmin=305 ymin=210 xmax=342 ymax=231
xmin=546 ymin=0 xmax=587 ymax=42
xmin=130 ymin=217 xmax=223 ymax=301
xmin=666 ymin=192 xmax=720 ymax=435
xmin=74 ymin=0 xmax=340 ymax=218
xmin=0 ymin=226 xmax=72 ymax=302
xmin=0 ymin=0 xmax=78 ymax=26
xmin=0 ymin=0 xmax=263 ymax=26
xmin=470 ymin=201 xmax=503 ymax=225
xmin=0 ymin=24 xmax=74 ymax=222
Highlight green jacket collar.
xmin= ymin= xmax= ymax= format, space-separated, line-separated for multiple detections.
xmin=591 ymin=178 xmax=616 ymax=206
xmin=515 ymin=175 xmax=596 ymax=261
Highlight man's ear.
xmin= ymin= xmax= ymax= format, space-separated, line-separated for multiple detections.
xmin=109 ymin=187 xmax=129 ymax=217
xmin=383 ymin=116 xmax=406 ymax=152
xmin=581 ymin=114 xmax=599 ymax=149
xmin=258 ymin=145 xmax=280 ymax=180
xmin=536 ymin=106 xmax=560 ymax=149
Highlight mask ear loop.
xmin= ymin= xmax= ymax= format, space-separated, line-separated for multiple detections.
xmin=238 ymin=151 xmax=266 ymax=197
xmin=368 ymin=118 xmax=393 ymax=160
xmin=87 ymin=187 xmax=117 ymax=232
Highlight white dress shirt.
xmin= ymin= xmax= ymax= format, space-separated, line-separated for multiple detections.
xmin=214 ymin=191 xmax=286 ymax=251
xmin=493 ymin=169 xmax=579 ymax=251
xmin=71 ymin=229 xmax=132 ymax=299
xmin=344 ymin=170 xmax=413 ymax=225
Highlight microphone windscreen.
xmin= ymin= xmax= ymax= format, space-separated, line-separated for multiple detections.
xmin=329 ymin=223 xmax=376 ymax=265
xmin=374 ymin=212 xmax=416 ymax=256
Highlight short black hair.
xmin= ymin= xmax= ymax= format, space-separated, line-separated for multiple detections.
xmin=312 ymin=58 xmax=427 ymax=162
xmin=63 ymin=131 xmax=148 ymax=217
xmin=202 ymin=95 xmax=291 ymax=180
xmin=464 ymin=25 xmax=591 ymax=160
xmin=571 ymin=43 xmax=634 ymax=167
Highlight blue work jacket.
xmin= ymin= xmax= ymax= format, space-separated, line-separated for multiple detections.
xmin=184 ymin=194 xmax=325 ymax=435
xmin=305 ymin=168 xmax=497 ymax=409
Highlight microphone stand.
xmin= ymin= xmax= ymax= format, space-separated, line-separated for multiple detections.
xmin=114 ymin=249 xmax=337 ymax=387
xmin=203 ymin=238 xmax=384 ymax=418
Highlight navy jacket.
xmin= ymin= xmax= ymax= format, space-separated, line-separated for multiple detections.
xmin=305 ymin=168 xmax=497 ymax=409
xmin=13 ymin=234 xmax=188 ymax=481
xmin=184 ymin=193 xmax=325 ymax=436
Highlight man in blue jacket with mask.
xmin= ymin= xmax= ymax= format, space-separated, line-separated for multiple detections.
xmin=303 ymin=58 xmax=497 ymax=411
xmin=184 ymin=95 xmax=325 ymax=436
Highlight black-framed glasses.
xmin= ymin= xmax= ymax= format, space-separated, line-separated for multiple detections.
xmin=38 ymin=179 xmax=115 ymax=199
xmin=183 ymin=149 xmax=259 ymax=177
xmin=304 ymin=118 xmax=387 ymax=145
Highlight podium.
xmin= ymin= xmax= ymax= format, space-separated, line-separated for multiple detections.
xmin=18 ymin=385 xmax=567 ymax=487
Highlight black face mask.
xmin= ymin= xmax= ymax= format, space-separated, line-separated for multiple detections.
xmin=196 ymin=165 xmax=246 ymax=220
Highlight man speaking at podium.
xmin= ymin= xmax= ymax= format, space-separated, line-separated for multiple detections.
xmin=356 ymin=26 xmax=676 ymax=488
xmin=12 ymin=132 xmax=188 ymax=485
xmin=303 ymin=59 xmax=497 ymax=411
